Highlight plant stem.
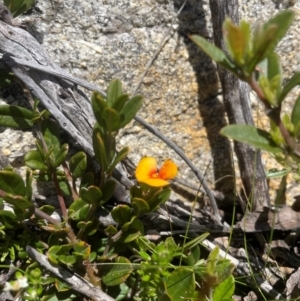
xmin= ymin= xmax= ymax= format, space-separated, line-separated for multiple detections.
xmin=248 ymin=76 xmax=298 ymax=155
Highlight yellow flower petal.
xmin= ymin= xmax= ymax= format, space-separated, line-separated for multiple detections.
xmin=159 ymin=159 xmax=178 ymax=180
xmin=135 ymin=157 xmax=158 ymax=182
xmin=140 ymin=177 xmax=170 ymax=187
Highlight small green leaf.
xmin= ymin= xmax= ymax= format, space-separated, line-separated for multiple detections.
xmin=41 ymin=119 xmax=60 ymax=156
xmin=266 ymin=168 xmax=290 ymax=178
xmin=223 ymin=18 xmax=247 ymax=65
xmin=102 ymin=256 xmax=133 ymax=286
xmin=131 ymin=198 xmax=150 ymax=216
xmin=37 ymin=205 xmax=55 ymax=217
xmin=80 ymin=172 xmax=94 ymax=189
xmin=68 ymin=198 xmax=90 ymax=221
xmin=165 ymin=268 xmax=195 ymax=301
xmin=103 ymin=107 xmax=121 ymax=132
xmin=4 ymin=194 xmax=33 ymax=211
xmin=248 ymin=10 xmax=294 ymax=73
xmin=69 ymin=151 xmax=87 ymax=178
xmin=0 ymin=105 xmax=33 ymax=129
xmin=53 ymin=143 xmax=69 ymax=168
xmin=111 ymin=205 xmax=133 ymax=224
xmin=4 ymin=0 xmax=36 ymax=17
xmin=54 ymin=278 xmax=71 ymax=292
xmin=0 ymin=170 xmax=26 ymax=196
xmin=292 ymin=94 xmax=300 ymax=128
xmin=107 ymin=79 xmax=123 ymax=107
xmin=73 ymin=241 xmax=90 ymax=260
xmin=112 ymin=94 xmax=130 ymax=112
xmin=58 ymin=255 xmax=76 ymax=266
xmin=189 ymin=35 xmax=237 ymax=73
xmin=267 ymin=52 xmax=282 ymax=82
xmin=220 ymin=124 xmax=282 ymax=153
xmin=206 ymin=246 xmax=219 ymax=275
xmin=47 ymin=245 xmax=61 ymax=264
xmin=213 ymin=275 xmax=235 ymax=301
xmin=181 ymin=233 xmax=210 ymax=253
xmin=80 ymin=186 xmax=102 ymax=205
xmin=92 ymin=91 xmax=108 ymax=127
xmin=119 ymin=228 xmax=141 ymax=243
xmin=92 ymin=127 xmax=108 ymax=170
xmin=101 ymin=179 xmax=117 ymax=203
xmin=279 ymin=72 xmax=300 ymax=103
xmin=119 ymin=95 xmax=143 ymax=128
xmin=147 ymin=187 xmax=172 ymax=212
xmin=107 ymin=147 xmax=130 ymax=174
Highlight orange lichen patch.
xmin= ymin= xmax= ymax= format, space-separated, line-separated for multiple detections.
xmin=135 ymin=157 xmax=178 ymax=187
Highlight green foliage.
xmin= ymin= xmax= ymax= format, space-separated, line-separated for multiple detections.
xmin=0 ymin=75 xmax=236 ymax=300
xmin=0 ymin=105 xmax=34 ymax=129
xmin=191 ymin=9 xmax=300 ymax=187
xmin=190 ymin=10 xmax=294 ymax=79
xmin=220 ymin=124 xmax=282 ymax=153
xmin=4 ymin=0 xmax=35 ymax=17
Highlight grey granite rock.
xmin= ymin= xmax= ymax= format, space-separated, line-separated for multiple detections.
xmin=1 ymin=0 xmax=300 ymax=204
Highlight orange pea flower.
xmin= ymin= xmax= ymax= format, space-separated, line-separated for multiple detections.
xmin=135 ymin=157 xmax=178 ymax=187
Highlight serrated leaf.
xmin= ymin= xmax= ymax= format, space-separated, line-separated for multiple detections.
xmin=165 ymin=268 xmax=195 ymax=301
xmin=220 ymin=124 xmax=282 ymax=153
xmin=107 ymin=147 xmax=130 ymax=174
xmin=80 ymin=186 xmax=102 ymax=205
xmin=0 ymin=105 xmax=33 ymax=129
xmin=69 ymin=151 xmax=87 ymax=178
xmin=0 ymin=170 xmax=26 ymax=196
xmin=213 ymin=275 xmax=235 ymax=301
xmin=119 ymin=95 xmax=143 ymax=128
xmin=189 ymin=35 xmax=237 ymax=73
xmin=102 ymin=256 xmax=133 ymax=286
